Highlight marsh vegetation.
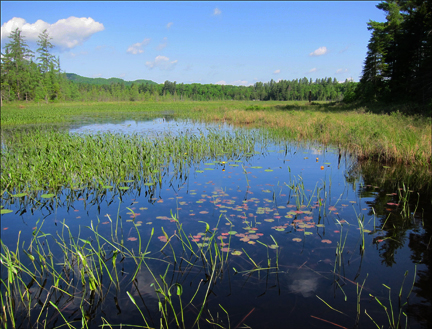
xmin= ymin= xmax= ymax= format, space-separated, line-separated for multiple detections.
xmin=1 ymin=101 xmax=431 ymax=329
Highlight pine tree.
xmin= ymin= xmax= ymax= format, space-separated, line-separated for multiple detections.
xmin=2 ymin=28 xmax=34 ymax=101
xmin=37 ymin=29 xmax=56 ymax=74
xmin=358 ymin=0 xmax=431 ymax=106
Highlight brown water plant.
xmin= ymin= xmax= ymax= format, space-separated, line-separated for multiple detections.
xmin=184 ymin=102 xmax=431 ymax=168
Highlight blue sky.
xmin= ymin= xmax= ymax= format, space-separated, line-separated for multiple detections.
xmin=1 ymin=1 xmax=385 ymax=85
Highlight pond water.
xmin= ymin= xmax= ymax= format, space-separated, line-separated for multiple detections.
xmin=1 ymin=116 xmax=431 ymax=329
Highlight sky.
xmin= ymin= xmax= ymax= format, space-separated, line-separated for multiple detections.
xmin=1 ymin=1 xmax=386 ymax=85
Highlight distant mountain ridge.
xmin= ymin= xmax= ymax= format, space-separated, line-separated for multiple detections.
xmin=65 ymin=73 xmax=157 ymax=86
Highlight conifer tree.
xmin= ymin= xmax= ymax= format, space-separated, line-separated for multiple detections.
xmin=1 ymin=28 xmax=34 ymax=101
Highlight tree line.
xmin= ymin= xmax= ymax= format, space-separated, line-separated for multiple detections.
xmin=356 ymin=0 xmax=431 ymax=106
xmin=69 ymin=77 xmax=355 ymax=102
xmin=1 ymin=27 xmax=355 ymax=104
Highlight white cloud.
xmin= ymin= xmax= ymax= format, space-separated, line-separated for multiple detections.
xmin=127 ymin=38 xmax=151 ymax=55
xmin=156 ymin=37 xmax=167 ymax=51
xmin=308 ymin=68 xmax=317 ymax=73
xmin=213 ymin=8 xmax=222 ymax=15
xmin=273 ymin=69 xmax=281 ymax=74
xmin=309 ymin=46 xmax=328 ymax=56
xmin=215 ymin=80 xmax=226 ymax=85
xmin=166 ymin=22 xmax=173 ymax=29
xmin=230 ymin=80 xmax=251 ymax=86
xmin=338 ymin=77 xmax=354 ymax=83
xmin=1 ymin=17 xmax=104 ymax=50
xmin=336 ymin=68 xmax=348 ymax=74
xmin=146 ymin=55 xmax=178 ymax=70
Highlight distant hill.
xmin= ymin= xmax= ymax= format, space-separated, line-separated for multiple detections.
xmin=65 ymin=73 xmax=157 ymax=86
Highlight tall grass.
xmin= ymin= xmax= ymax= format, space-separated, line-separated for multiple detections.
xmin=2 ymin=100 xmax=430 ymax=166
xmin=185 ymin=102 xmax=431 ymax=167
xmin=0 ymin=207 xmax=267 ymax=328
xmin=0 ymin=128 xmax=268 ymax=192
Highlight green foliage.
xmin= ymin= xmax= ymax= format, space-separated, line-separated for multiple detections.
xmin=0 ymin=126 xmax=262 ymax=191
xmin=64 ymin=77 xmax=354 ymax=103
xmin=343 ymin=82 xmax=358 ymax=103
xmin=245 ymin=105 xmax=264 ymax=111
xmin=358 ymin=0 xmax=431 ymax=107
xmin=0 ymin=28 xmax=70 ymax=104
xmin=1 ymin=28 xmax=35 ymax=102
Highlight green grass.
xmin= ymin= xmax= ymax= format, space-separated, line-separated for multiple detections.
xmin=0 ymin=127 xmax=269 ymax=192
xmin=182 ymin=101 xmax=432 ymax=167
xmin=0 ymin=101 xmax=255 ymax=126
xmin=2 ymin=100 xmax=430 ymax=167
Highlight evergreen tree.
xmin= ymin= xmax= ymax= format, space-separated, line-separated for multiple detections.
xmin=37 ymin=29 xmax=56 ymax=74
xmin=1 ymin=28 xmax=34 ymax=101
xmin=358 ymin=0 xmax=431 ymax=106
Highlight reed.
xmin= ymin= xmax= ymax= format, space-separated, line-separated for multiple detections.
xmin=365 ymin=265 xmax=417 ymax=329
xmin=184 ymin=102 xmax=432 ymax=167
xmin=1 ymin=128 xmax=266 ymax=193
xmin=2 ymin=100 xmax=430 ymax=167
xmin=1 ymin=203 xmax=261 ymax=329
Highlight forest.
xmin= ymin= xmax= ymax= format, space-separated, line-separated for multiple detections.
xmin=0 ymin=28 xmax=354 ymax=104
xmin=0 ymin=0 xmax=430 ymax=108
xmin=356 ymin=0 xmax=431 ymax=106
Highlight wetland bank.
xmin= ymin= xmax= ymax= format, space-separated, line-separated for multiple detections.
xmin=1 ymin=101 xmax=431 ymax=329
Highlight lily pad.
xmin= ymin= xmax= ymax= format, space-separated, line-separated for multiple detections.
xmin=119 ymin=186 xmax=129 ymax=190
xmin=144 ymin=183 xmax=155 ymax=186
xmin=231 ymin=251 xmax=243 ymax=256
xmin=1 ymin=209 xmax=13 ymax=214
xmin=12 ymin=193 xmax=27 ymax=198
xmin=264 ymin=169 xmax=273 ymax=172
xmin=196 ymin=170 xmax=204 ymax=173
xmin=41 ymin=193 xmax=55 ymax=199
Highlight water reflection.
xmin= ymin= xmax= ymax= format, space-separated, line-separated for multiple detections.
xmin=288 ymin=268 xmax=320 ymax=298
xmin=69 ymin=116 xmax=235 ymax=137
xmin=1 ymin=116 xmax=431 ymax=329
xmin=345 ymin=159 xmax=432 ymax=328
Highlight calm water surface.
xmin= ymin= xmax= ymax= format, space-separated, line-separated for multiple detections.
xmin=1 ymin=117 xmax=430 ymax=328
